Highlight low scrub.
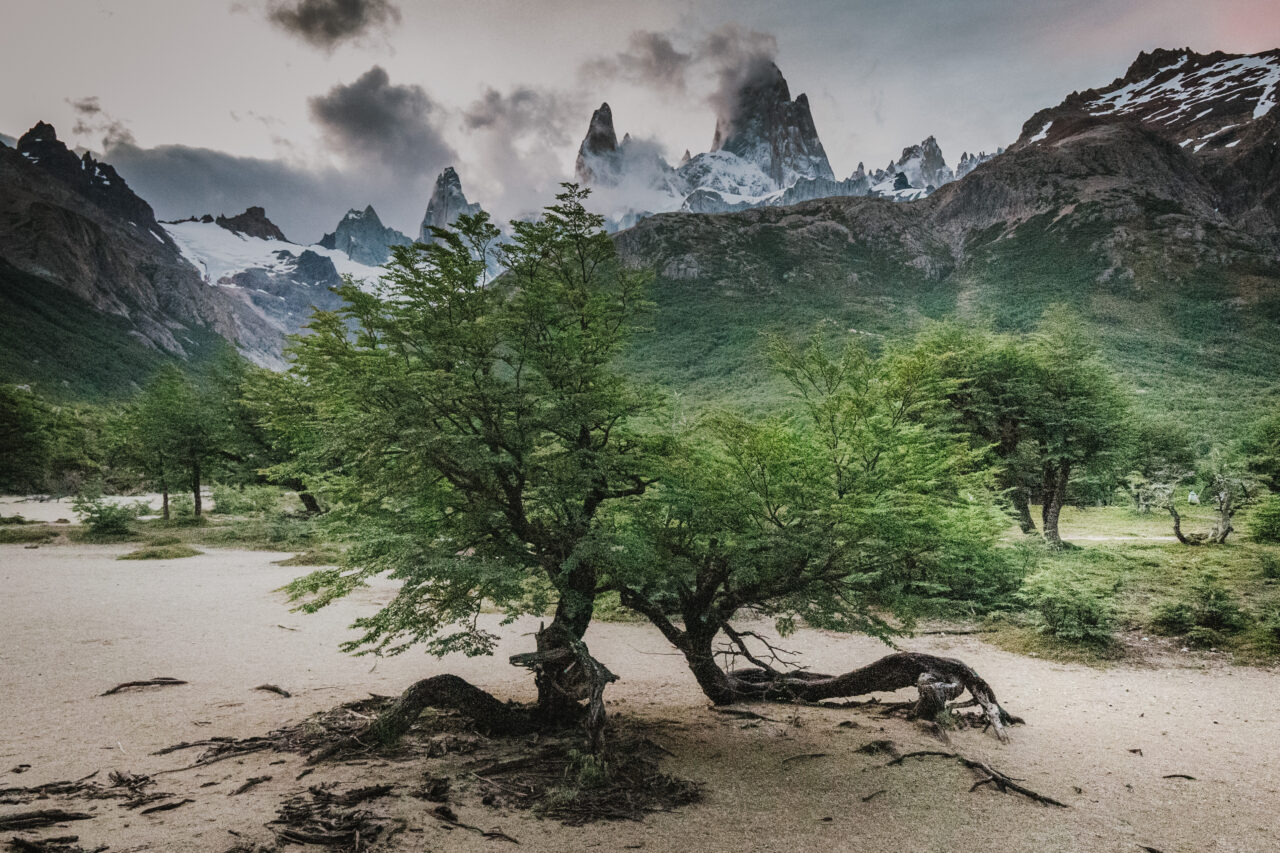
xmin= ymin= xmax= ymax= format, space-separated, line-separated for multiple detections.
xmin=0 ymin=525 xmax=56 ymax=544
xmin=1151 ymin=573 xmax=1249 ymax=639
xmin=72 ymin=493 xmax=146 ymax=536
xmin=1019 ymin=574 xmax=1115 ymax=647
xmin=1250 ymin=495 xmax=1280 ymax=543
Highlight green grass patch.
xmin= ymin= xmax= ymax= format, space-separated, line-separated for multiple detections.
xmin=272 ymin=548 xmax=344 ymax=567
xmin=117 ymin=543 xmax=204 ymax=560
xmin=0 ymin=525 xmax=58 ymax=544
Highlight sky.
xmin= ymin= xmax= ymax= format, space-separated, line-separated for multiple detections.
xmin=3 ymin=0 xmax=1280 ymax=242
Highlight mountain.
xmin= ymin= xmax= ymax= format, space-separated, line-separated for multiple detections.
xmin=708 ymin=61 xmax=834 ymax=187
xmin=419 ymin=167 xmax=481 ymax=242
xmin=318 ymin=205 xmax=412 ymax=266
xmin=0 ymin=123 xmax=381 ymax=396
xmin=614 ymin=47 xmax=1280 ymax=435
xmin=573 ymin=64 xmax=989 ymax=223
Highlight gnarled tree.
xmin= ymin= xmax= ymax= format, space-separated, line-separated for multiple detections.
xmin=603 ymin=331 xmax=1024 ymax=736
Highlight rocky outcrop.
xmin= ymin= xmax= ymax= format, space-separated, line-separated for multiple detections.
xmin=215 ymin=206 xmax=288 ymax=241
xmin=419 ymin=167 xmax=481 ymax=242
xmin=575 ymin=103 xmax=620 ymax=185
xmin=17 ymin=121 xmax=164 ymax=237
xmin=319 ymin=205 xmax=411 ymax=266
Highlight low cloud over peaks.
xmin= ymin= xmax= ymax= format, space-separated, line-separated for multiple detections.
xmin=266 ymin=0 xmax=400 ymax=51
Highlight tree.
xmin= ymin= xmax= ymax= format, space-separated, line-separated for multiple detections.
xmin=910 ymin=311 xmax=1131 ymax=547
xmin=279 ymin=186 xmax=664 ymax=728
xmin=0 ymin=385 xmax=53 ymax=494
xmin=1242 ymin=410 xmax=1280 ymax=492
xmin=601 ymin=331 xmax=1022 ymax=731
xmin=1161 ymin=449 xmax=1258 ymax=545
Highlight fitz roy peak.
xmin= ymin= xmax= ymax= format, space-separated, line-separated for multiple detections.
xmin=572 ymin=62 xmax=994 ymax=225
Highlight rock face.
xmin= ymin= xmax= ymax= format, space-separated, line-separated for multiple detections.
xmin=318 ymin=205 xmax=411 ymax=266
xmin=419 ymin=167 xmax=481 ymax=242
xmin=1 ymin=123 xmax=287 ymax=370
xmin=215 ymin=206 xmax=288 ymax=241
xmin=17 ymin=121 xmax=164 ymax=236
xmin=709 ymin=61 xmax=834 ymax=187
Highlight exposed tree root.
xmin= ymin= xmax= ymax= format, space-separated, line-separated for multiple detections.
xmin=724 ymin=651 xmax=1021 ymax=742
xmin=0 ymin=812 xmax=93 ymax=832
xmin=99 ymin=677 xmax=187 ymax=696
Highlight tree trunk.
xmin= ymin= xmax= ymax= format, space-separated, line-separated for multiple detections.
xmin=191 ymin=457 xmax=202 ymax=517
xmin=1209 ymin=490 xmax=1234 ymax=544
xmin=1011 ymin=489 xmax=1036 ymax=534
xmin=161 ymin=486 xmax=170 ymax=521
xmin=1041 ymin=460 xmax=1070 ymax=547
xmin=298 ymin=491 xmax=321 ymax=515
xmin=532 ymin=562 xmax=598 ymax=723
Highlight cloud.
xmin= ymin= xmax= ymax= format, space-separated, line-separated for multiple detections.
xmin=580 ymin=31 xmax=694 ymax=93
xmin=67 ymin=95 xmax=136 ymax=148
xmin=309 ymin=66 xmax=454 ymax=178
xmin=266 ymin=0 xmax=400 ymax=50
xmin=458 ymin=86 xmax=586 ymax=221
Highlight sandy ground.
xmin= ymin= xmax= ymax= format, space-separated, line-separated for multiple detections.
xmin=2 ymin=541 xmax=1279 ymax=852
xmin=0 ymin=495 xmax=166 ymax=524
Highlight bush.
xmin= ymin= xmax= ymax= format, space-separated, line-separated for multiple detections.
xmin=1262 ymin=553 xmax=1280 ymax=580
xmin=1150 ymin=574 xmax=1248 ymax=637
xmin=72 ymin=493 xmax=139 ymax=536
xmin=212 ymin=484 xmax=280 ymax=516
xmin=1251 ymin=495 xmax=1280 ymax=543
xmin=0 ymin=514 xmax=31 ymax=524
xmin=1259 ymin=609 xmax=1280 ymax=646
xmin=1021 ymin=577 xmax=1114 ymax=646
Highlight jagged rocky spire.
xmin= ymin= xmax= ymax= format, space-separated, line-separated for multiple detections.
xmin=419 ymin=167 xmax=481 ymax=243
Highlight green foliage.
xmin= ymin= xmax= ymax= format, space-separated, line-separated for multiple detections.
xmin=610 ymin=328 xmax=1014 ymax=651
xmin=1249 ymin=495 xmax=1280 ymax=543
xmin=0 ymin=514 xmax=31 ymax=524
xmin=117 ymin=543 xmax=203 ymax=560
xmin=1020 ymin=574 xmax=1115 ymax=647
xmin=1241 ymin=410 xmax=1280 ymax=491
xmin=270 ymin=186 xmax=663 ymax=658
xmin=72 ymin=491 xmax=140 ymax=536
xmin=1261 ymin=552 xmax=1280 ymax=580
xmin=1151 ymin=573 xmax=1248 ymax=636
xmin=211 ymin=484 xmax=280 ymax=516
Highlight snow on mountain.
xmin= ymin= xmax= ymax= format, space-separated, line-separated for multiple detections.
xmin=164 ymin=217 xmax=383 ymax=288
xmin=573 ymin=63 xmax=1000 ymax=226
xmin=1016 ymin=48 xmax=1280 ymax=156
xmin=0 ymin=132 xmax=15 ymax=148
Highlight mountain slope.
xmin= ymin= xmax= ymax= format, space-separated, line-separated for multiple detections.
xmin=615 ymin=49 xmax=1280 ymax=433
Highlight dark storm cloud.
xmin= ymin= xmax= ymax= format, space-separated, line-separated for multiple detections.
xmin=266 ymin=0 xmax=400 ymax=50
xmin=308 ymin=65 xmax=455 ymax=178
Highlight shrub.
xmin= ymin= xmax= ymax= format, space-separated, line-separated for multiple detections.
xmin=1186 ymin=626 xmax=1223 ymax=649
xmin=1260 ymin=553 xmax=1280 ymax=580
xmin=1021 ymin=577 xmax=1114 ymax=646
xmin=1150 ymin=573 xmax=1248 ymax=637
xmin=1250 ymin=495 xmax=1280 ymax=543
xmin=212 ymin=484 xmax=280 ymax=516
xmin=72 ymin=492 xmax=139 ymax=536
xmin=0 ymin=514 xmax=31 ymax=524
xmin=1259 ymin=609 xmax=1280 ymax=646
xmin=1151 ymin=601 xmax=1195 ymax=635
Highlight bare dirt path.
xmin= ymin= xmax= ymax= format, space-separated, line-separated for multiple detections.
xmin=1 ymin=542 xmax=1277 ymax=852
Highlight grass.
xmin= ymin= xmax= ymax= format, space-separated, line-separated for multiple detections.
xmin=117 ymin=543 xmax=204 ymax=560
xmin=272 ymin=548 xmax=344 ymax=567
xmin=0 ymin=525 xmax=58 ymax=544
xmin=990 ymin=504 xmax=1280 ymax=663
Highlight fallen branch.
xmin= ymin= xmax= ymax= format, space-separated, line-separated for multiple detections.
xmin=100 ymin=678 xmax=187 ymax=696
xmin=0 ymin=811 xmax=94 ymax=831
xmin=883 ymin=751 xmax=1067 ymax=807
xmin=254 ymin=684 xmax=291 ymax=699
xmin=139 ymin=798 xmax=193 ymax=815
xmin=228 ymin=776 xmax=271 ymax=796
